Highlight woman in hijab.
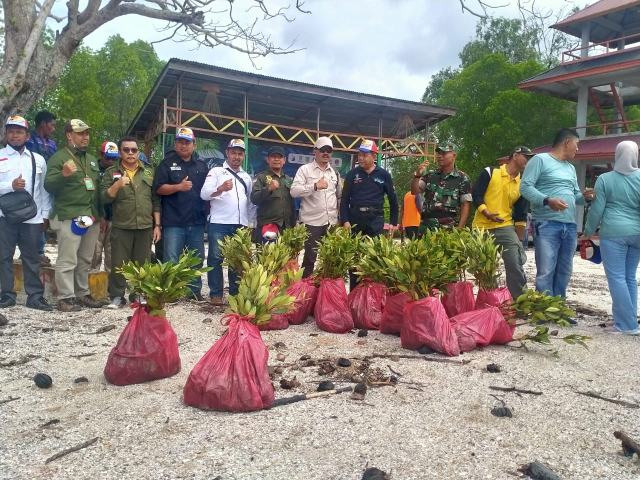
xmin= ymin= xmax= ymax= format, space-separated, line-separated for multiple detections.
xmin=583 ymin=140 xmax=640 ymax=335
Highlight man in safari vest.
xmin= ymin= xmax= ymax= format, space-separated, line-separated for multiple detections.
xmin=44 ymin=119 xmax=104 ymax=312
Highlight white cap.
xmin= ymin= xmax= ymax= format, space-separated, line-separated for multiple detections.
xmin=314 ymin=137 xmax=333 ymax=149
xmin=227 ymin=138 xmax=246 ymax=150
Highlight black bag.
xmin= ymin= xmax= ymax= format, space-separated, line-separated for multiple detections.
xmin=0 ymin=151 xmax=38 ymax=224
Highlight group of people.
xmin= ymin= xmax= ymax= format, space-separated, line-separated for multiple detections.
xmin=0 ymin=113 xmax=638 ymax=335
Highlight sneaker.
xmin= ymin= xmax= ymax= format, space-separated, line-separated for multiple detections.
xmin=0 ymin=296 xmax=16 ymax=308
xmin=26 ymin=297 xmax=53 ymax=312
xmin=57 ymin=298 xmax=81 ymax=312
xmin=77 ymin=295 xmax=104 ymax=309
xmin=603 ymin=326 xmax=640 ymax=336
xmin=209 ymin=296 xmax=224 ymax=306
xmin=104 ymin=297 xmax=126 ymax=310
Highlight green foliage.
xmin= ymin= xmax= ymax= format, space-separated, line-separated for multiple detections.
xmin=219 ymin=227 xmax=254 ymax=274
xmin=356 ymin=235 xmax=399 ymax=287
xmin=29 ymin=35 xmax=164 ymax=150
xmin=460 ymin=17 xmax=539 ymax=67
xmin=279 ymin=224 xmax=309 ymax=259
xmin=431 ymin=227 xmax=471 ymax=280
xmin=388 ymin=156 xmax=424 ymax=204
xmin=512 ymin=289 xmax=577 ymax=327
xmin=464 ymin=228 xmax=502 ymax=290
xmin=227 ymin=263 xmax=294 ymax=325
xmin=519 ymin=326 xmax=591 ymax=351
xmin=315 ymin=227 xmax=361 ymax=279
xmin=251 ymin=241 xmax=293 ymax=277
xmin=118 ymin=251 xmax=210 ymax=317
xmin=391 ymin=233 xmax=460 ymax=300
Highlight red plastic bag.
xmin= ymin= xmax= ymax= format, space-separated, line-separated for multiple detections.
xmin=314 ymin=278 xmax=354 ymax=333
xmin=474 ymin=288 xmax=515 ymax=344
xmin=183 ymin=314 xmax=274 ymax=412
xmin=380 ymin=292 xmax=412 ymax=334
xmin=401 ymin=296 xmax=460 ymax=356
xmin=441 ymin=281 xmax=475 ymax=317
xmin=452 ymin=307 xmax=510 ymax=352
xmin=258 ymin=313 xmax=289 ymax=331
xmin=286 ymin=277 xmax=317 ymax=325
xmin=104 ymin=305 xmax=181 ymax=386
xmin=348 ymin=281 xmax=387 ymax=330
xmin=475 ymin=287 xmax=512 ymax=309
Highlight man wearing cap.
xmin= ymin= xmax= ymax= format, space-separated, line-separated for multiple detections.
xmin=0 ymin=115 xmax=53 ymax=311
xmin=472 ymin=146 xmax=533 ymax=299
xmin=291 ymin=136 xmax=342 ymax=277
xmin=102 ymin=137 xmax=161 ymax=309
xmin=91 ymin=141 xmax=119 ymax=273
xmin=153 ymin=127 xmax=208 ymax=300
xmin=411 ymin=144 xmax=472 ymax=230
xmin=44 ymin=119 xmax=104 ymax=312
xmin=26 ymin=111 xmax=57 ymax=266
xmin=250 ymin=145 xmax=295 ymax=243
xmin=201 ymin=138 xmax=254 ymax=306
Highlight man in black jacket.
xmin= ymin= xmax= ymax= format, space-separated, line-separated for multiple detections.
xmin=153 ymin=127 xmax=208 ymax=300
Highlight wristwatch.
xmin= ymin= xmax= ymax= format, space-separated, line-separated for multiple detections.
xmin=543 ymin=197 xmax=549 ymax=206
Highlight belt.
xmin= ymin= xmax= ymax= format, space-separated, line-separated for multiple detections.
xmin=351 ymin=206 xmax=383 ymax=214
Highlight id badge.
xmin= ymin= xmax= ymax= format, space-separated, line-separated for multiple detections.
xmin=84 ymin=177 xmax=96 ymax=191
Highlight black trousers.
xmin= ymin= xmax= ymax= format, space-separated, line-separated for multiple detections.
xmin=0 ymin=218 xmax=44 ymax=303
xmin=349 ymin=213 xmax=385 ymax=290
xmin=301 ymin=224 xmax=329 ymax=278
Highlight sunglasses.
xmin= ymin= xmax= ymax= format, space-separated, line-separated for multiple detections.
xmin=122 ymin=147 xmax=139 ymax=154
xmin=318 ymin=147 xmax=333 ymax=154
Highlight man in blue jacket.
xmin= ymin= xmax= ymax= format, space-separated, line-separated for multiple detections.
xmin=153 ymin=127 xmax=208 ymax=300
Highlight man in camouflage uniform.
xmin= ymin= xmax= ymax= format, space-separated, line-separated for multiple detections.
xmin=410 ymin=144 xmax=472 ymax=229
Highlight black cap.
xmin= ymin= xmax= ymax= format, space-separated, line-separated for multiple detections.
xmin=435 ymin=143 xmax=456 ymax=153
xmin=513 ymin=146 xmax=534 ymax=156
xmin=267 ymin=146 xmax=285 ymax=157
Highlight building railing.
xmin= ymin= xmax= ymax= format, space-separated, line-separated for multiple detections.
xmin=561 ymin=32 xmax=640 ymax=64
xmin=164 ymin=104 xmax=436 ymax=159
xmin=578 ymin=117 xmax=640 ymax=137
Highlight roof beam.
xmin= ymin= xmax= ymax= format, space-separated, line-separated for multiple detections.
xmin=594 ymin=16 xmax=624 ymax=33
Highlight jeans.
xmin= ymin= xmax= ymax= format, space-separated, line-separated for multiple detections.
xmin=533 ymin=220 xmax=577 ymax=298
xmin=600 ymin=236 xmax=640 ymax=332
xmin=207 ymin=223 xmax=242 ymax=298
xmin=163 ymin=225 xmax=205 ymax=295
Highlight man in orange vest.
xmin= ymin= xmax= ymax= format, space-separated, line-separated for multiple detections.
xmin=401 ymin=191 xmax=422 ymax=239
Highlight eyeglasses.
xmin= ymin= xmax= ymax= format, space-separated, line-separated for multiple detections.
xmin=318 ymin=147 xmax=333 ymax=154
xmin=122 ymin=147 xmax=139 ymax=154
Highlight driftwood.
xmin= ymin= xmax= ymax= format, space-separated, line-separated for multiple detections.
xmin=489 ymin=386 xmax=543 ymax=396
xmin=361 ymin=353 xmax=470 ymax=365
xmin=576 ymin=390 xmax=640 ymax=409
xmin=0 ymin=396 xmax=20 ymax=405
xmin=269 ymin=387 xmax=352 ymax=408
xmin=44 ymin=437 xmax=99 ymax=464
xmin=92 ymin=325 xmax=116 ymax=335
xmin=614 ymin=430 xmax=640 ymax=457
xmin=69 ymin=352 xmax=97 ymax=359
xmin=0 ymin=354 xmax=40 ymax=367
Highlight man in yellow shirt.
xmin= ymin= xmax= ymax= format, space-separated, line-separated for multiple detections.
xmin=472 ymin=146 xmax=534 ymax=299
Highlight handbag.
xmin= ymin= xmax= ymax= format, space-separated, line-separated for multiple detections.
xmin=0 ymin=151 xmax=38 ymax=224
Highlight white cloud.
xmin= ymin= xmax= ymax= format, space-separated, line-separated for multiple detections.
xmin=82 ymin=0 xmax=585 ymax=102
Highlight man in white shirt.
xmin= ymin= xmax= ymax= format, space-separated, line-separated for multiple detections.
xmin=290 ymin=136 xmax=342 ymax=277
xmin=0 ymin=115 xmax=52 ymax=311
xmin=200 ymin=138 xmax=254 ymax=306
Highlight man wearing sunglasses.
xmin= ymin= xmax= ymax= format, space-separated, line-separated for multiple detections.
xmin=101 ymin=137 xmax=161 ymax=309
xmin=291 ymin=136 xmax=342 ymax=277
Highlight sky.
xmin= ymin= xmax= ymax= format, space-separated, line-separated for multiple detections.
xmin=71 ymin=0 xmax=586 ymax=103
